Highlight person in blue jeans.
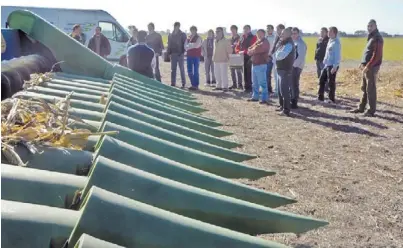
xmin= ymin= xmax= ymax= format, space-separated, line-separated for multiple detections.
xmin=247 ymin=29 xmax=271 ymax=104
xmin=185 ymin=26 xmax=203 ymax=90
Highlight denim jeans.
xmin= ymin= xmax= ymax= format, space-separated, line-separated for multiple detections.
xmin=266 ymin=61 xmax=273 ymax=92
xmin=251 ymin=64 xmax=268 ymax=101
xmin=187 ymin=56 xmax=200 ymax=88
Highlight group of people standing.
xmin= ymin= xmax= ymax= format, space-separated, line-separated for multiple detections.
xmin=120 ymin=19 xmax=384 ymax=117
xmin=71 ymin=24 xmax=111 ymax=58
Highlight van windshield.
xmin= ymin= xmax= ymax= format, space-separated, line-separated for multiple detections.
xmin=99 ymin=21 xmax=129 ymax=43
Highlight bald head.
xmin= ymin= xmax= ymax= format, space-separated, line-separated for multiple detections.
xmin=280 ymin=27 xmax=292 ymax=40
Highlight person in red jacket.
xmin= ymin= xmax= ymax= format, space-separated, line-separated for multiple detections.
xmin=235 ymin=25 xmax=257 ymax=92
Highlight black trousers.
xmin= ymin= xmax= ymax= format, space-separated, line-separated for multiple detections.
xmin=318 ymin=65 xmax=338 ymax=101
xmin=243 ymin=57 xmax=252 ymax=90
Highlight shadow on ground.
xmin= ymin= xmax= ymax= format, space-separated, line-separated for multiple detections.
xmin=289 ymin=106 xmax=384 ymax=137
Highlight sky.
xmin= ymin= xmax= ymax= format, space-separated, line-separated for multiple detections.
xmin=2 ymin=0 xmax=403 ymax=34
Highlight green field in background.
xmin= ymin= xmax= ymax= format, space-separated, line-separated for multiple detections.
xmin=161 ymin=35 xmax=403 ymax=62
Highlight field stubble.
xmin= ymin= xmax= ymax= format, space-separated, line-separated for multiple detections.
xmin=161 ymin=35 xmax=403 ymax=63
xmin=159 ymin=59 xmax=403 ymax=248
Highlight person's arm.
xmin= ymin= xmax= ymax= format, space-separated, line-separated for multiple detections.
xmin=275 ymin=43 xmax=293 ymax=61
xmin=250 ymin=36 xmax=257 ymax=48
xmin=251 ymin=40 xmax=269 ymax=55
xmin=159 ymin=34 xmax=164 ymax=54
xmin=166 ymin=34 xmax=171 ymax=54
xmin=234 ymin=41 xmax=241 ymax=54
xmin=106 ymin=37 xmax=111 ymax=55
xmin=87 ymin=38 xmax=94 ymax=51
xmin=333 ymin=41 xmax=341 ymax=68
xmin=186 ymin=36 xmax=202 ymax=50
xmin=194 ymin=36 xmax=202 ymax=49
xmin=182 ymin=33 xmax=188 ymax=52
xmin=151 ymin=51 xmax=156 ymax=71
xmin=126 ymin=49 xmax=134 ymax=70
xmin=294 ymin=41 xmax=306 ymax=68
xmin=201 ymin=40 xmax=206 ymax=57
xmin=226 ymin=40 xmax=233 ymax=55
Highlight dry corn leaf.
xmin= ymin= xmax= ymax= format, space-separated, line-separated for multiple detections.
xmin=12 ymin=127 xmax=39 ymax=141
xmin=1 ymin=87 xmax=118 ymax=165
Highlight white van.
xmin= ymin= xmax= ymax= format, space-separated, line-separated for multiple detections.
xmin=1 ymin=6 xmax=131 ymax=61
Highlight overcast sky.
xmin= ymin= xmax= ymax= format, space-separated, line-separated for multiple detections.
xmin=3 ymin=0 xmax=403 ymax=34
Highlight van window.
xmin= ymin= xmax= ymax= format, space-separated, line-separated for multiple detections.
xmin=98 ymin=21 xmax=129 ymax=43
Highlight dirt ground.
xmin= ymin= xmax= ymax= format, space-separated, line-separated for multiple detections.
xmin=159 ymin=60 xmax=403 ymax=248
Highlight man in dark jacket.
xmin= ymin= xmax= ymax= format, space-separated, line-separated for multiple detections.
xmin=88 ymin=27 xmax=111 ymax=58
xmin=315 ymin=27 xmax=329 ymax=78
xmin=351 ymin=19 xmax=384 ymax=117
xmin=146 ymin=22 xmax=164 ymax=82
xmin=167 ymin=22 xmax=187 ymax=87
xmin=274 ymin=27 xmax=295 ymax=116
xmin=235 ymin=25 xmax=257 ymax=92
xmin=127 ymin=30 xmax=155 ymax=79
xmin=272 ymin=24 xmax=285 ymax=97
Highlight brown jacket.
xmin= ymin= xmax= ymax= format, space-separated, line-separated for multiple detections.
xmin=212 ymin=38 xmax=232 ymax=63
xmin=88 ymin=34 xmax=111 ymax=57
xmin=248 ymin=38 xmax=270 ymax=65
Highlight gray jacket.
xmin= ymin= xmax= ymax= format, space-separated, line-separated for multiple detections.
xmin=293 ymin=36 xmax=307 ymax=69
xmin=167 ymin=30 xmax=187 ymax=55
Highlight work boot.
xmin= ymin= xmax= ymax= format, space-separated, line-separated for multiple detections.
xmin=350 ymin=109 xmax=365 ymax=114
xmin=279 ymin=110 xmax=291 ymax=117
xmin=275 ymin=106 xmax=284 ymax=112
xmin=229 ymin=83 xmax=237 ymax=90
xmin=364 ymin=111 xmax=375 ymax=117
